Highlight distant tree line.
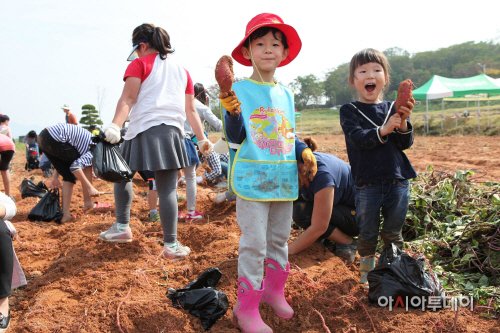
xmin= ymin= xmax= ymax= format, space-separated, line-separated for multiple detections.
xmin=290 ymin=41 xmax=500 ymax=110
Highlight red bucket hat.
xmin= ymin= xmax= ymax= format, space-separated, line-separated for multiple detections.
xmin=232 ymin=13 xmax=302 ymax=68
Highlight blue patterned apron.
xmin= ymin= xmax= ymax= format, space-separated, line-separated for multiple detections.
xmin=222 ymin=79 xmax=298 ymax=201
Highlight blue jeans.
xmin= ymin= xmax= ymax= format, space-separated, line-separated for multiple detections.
xmin=220 ymin=161 xmax=228 ymax=179
xmin=355 ymin=179 xmax=410 ymax=256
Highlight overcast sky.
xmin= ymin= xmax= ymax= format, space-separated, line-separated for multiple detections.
xmin=1 ymin=0 xmax=499 ymax=137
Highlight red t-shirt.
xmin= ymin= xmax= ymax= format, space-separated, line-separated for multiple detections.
xmin=123 ymin=53 xmax=194 ymax=94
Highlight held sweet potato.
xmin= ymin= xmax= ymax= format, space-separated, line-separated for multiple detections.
xmin=215 ymin=55 xmax=241 ymax=114
xmin=215 ymin=55 xmax=235 ymax=93
xmin=395 ymin=79 xmax=415 ymax=115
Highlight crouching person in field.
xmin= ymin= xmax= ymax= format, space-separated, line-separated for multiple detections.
xmin=38 ymin=124 xmax=100 ymax=222
xmin=288 ymin=138 xmax=359 ymax=264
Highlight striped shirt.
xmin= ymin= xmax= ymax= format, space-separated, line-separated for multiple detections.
xmin=47 ymin=124 xmax=94 ymax=171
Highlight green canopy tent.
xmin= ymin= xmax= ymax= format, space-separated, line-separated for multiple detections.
xmin=412 ymin=74 xmax=500 ymax=133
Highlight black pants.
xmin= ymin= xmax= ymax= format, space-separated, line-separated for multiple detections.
xmin=38 ymin=129 xmax=81 ymax=183
xmin=0 ymin=150 xmax=14 ymax=171
xmin=0 ymin=219 xmax=13 ymax=299
xmin=292 ymin=197 xmax=359 ymax=241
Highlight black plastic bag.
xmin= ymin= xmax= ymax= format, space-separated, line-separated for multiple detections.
xmin=368 ymin=243 xmax=445 ymax=308
xmin=166 ymin=268 xmax=228 ymax=331
xmin=28 ymin=189 xmax=64 ymax=223
xmin=90 ymin=133 xmax=133 ymax=183
xmin=20 ymin=177 xmax=48 ymax=199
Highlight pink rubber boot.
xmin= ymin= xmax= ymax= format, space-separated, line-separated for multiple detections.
xmin=231 ymin=277 xmax=272 ymax=333
xmin=261 ymin=259 xmax=294 ymax=319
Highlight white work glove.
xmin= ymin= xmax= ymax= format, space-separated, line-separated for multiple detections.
xmin=103 ymin=123 xmax=121 ymax=144
xmin=197 ymin=139 xmax=214 ymax=156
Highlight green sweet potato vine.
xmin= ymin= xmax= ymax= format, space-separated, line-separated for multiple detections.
xmin=402 ymin=167 xmax=500 ymax=315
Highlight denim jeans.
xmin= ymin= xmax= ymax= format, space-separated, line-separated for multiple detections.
xmin=220 ymin=161 xmax=228 ymax=179
xmin=355 ymin=179 xmax=410 ymax=256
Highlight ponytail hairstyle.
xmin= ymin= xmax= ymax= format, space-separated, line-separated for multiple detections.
xmin=302 ymin=136 xmax=318 ymax=152
xmin=194 ymin=83 xmax=208 ymax=105
xmin=297 ymin=136 xmax=318 ymax=189
xmin=132 ymin=23 xmax=174 ymax=60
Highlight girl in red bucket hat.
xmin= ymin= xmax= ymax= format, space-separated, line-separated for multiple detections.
xmin=219 ymin=13 xmax=317 ymax=333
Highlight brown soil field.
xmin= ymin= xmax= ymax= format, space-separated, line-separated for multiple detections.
xmin=5 ymin=135 xmax=500 ymax=333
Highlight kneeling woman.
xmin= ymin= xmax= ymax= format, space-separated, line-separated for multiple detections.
xmin=38 ymin=124 xmax=100 ymax=222
xmin=288 ymin=139 xmax=359 ymax=262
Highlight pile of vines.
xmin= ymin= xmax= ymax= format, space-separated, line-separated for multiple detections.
xmin=402 ymin=167 xmax=500 ymax=312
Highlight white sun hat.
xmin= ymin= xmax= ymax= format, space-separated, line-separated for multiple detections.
xmin=61 ymin=104 xmax=71 ymax=110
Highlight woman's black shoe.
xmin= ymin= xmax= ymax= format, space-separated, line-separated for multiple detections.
xmin=0 ymin=309 xmax=11 ymax=332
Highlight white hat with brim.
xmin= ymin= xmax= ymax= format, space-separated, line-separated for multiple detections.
xmin=213 ymin=137 xmax=229 ymax=154
xmin=61 ymin=104 xmax=71 ymax=110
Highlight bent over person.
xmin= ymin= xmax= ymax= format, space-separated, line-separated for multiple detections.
xmin=38 ymin=124 xmax=100 ymax=222
xmin=289 ymin=138 xmax=359 ymax=263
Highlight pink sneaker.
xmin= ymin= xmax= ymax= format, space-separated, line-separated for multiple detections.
xmin=185 ymin=210 xmax=203 ymax=221
xmin=178 ymin=212 xmax=185 ymax=220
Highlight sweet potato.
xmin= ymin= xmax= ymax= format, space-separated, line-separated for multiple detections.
xmin=215 ymin=55 xmax=241 ymax=114
xmin=395 ymin=79 xmax=415 ymax=115
xmin=215 ymin=55 xmax=235 ymax=93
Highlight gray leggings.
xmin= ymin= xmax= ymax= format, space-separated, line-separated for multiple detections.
xmin=182 ymin=164 xmax=197 ymax=212
xmin=236 ymin=198 xmax=292 ymax=289
xmin=114 ymin=169 xmax=178 ymax=243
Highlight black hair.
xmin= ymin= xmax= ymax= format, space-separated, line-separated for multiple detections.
xmin=194 ymin=83 xmax=208 ymax=105
xmin=27 ymin=130 xmax=37 ymax=138
xmin=243 ymin=27 xmax=288 ymax=50
xmin=349 ymin=48 xmax=391 ymax=95
xmin=89 ymin=124 xmax=96 ymax=129
xmin=132 ymin=23 xmax=174 ymax=60
xmin=0 ymin=115 xmax=9 ymax=123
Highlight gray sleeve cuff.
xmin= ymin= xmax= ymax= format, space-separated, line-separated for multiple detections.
xmin=396 ymin=121 xmax=413 ymax=134
xmin=376 ymin=127 xmax=388 ymax=144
